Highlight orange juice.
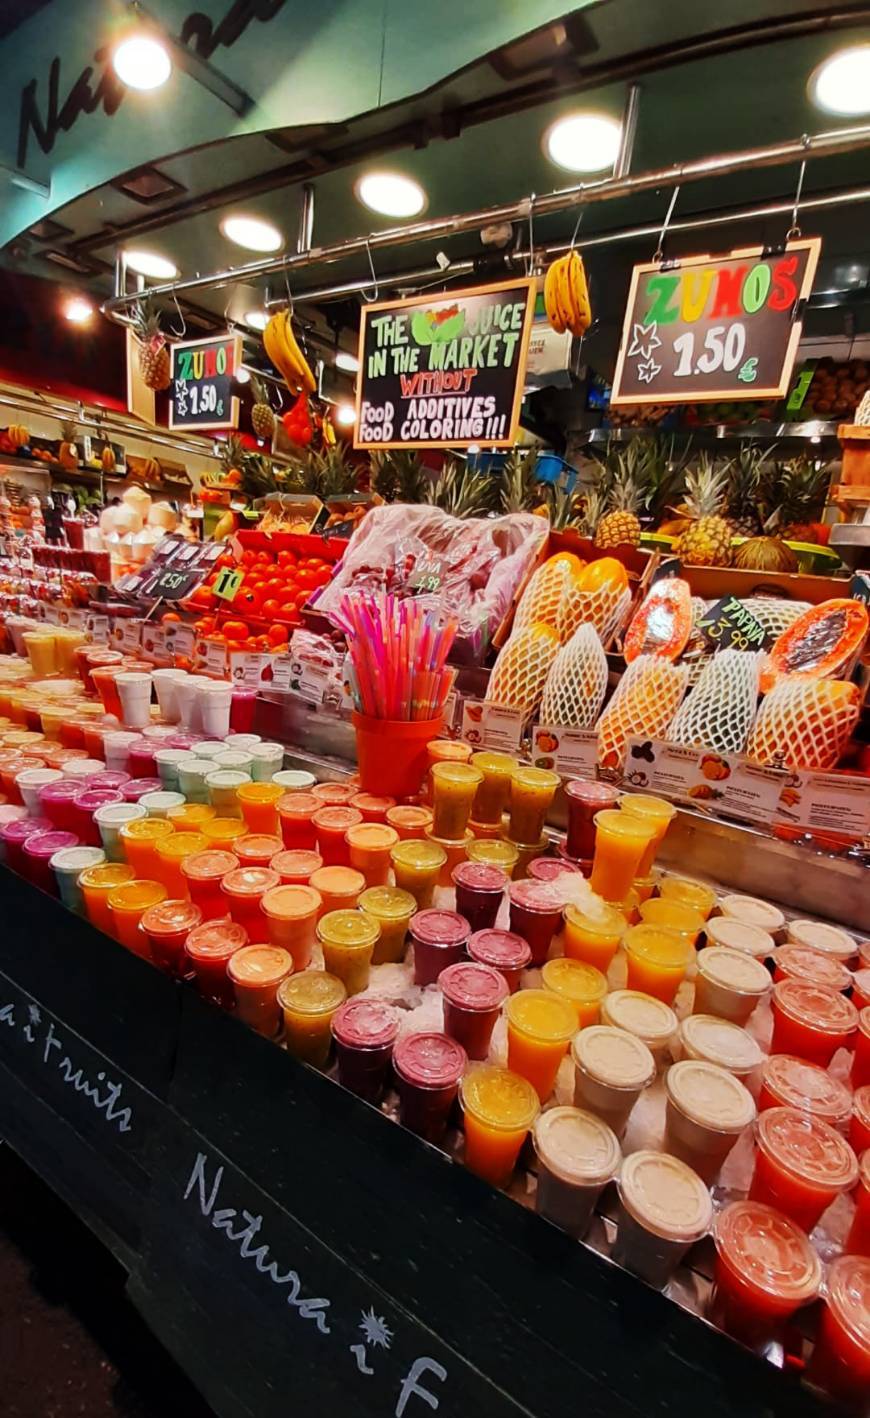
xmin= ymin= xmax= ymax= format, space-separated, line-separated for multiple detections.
xmin=659 ymin=875 xmax=716 ymax=919
xmin=228 ymin=944 xmax=293 ymax=1036
xmin=309 ymin=864 xmax=365 ymax=916
xmin=201 ymin=816 xmax=248 ymax=850
xmin=505 ymin=989 xmax=577 ymax=1101
xmin=430 ymin=762 xmax=482 ymax=840
xmin=563 ymin=901 xmax=626 ymax=971
xmin=460 ymin=1066 xmax=539 ymax=1187
xmin=541 ymin=957 xmax=607 ymax=1028
xmin=618 ymin=794 xmax=677 ymax=875
xmin=119 ymin=817 xmax=175 ymax=876
xmin=639 ymin=897 xmax=705 ymax=945
xmin=346 ymin=822 xmax=399 ymax=887
xmin=237 ymin=780 xmax=284 ymax=835
xmin=359 ymin=885 xmax=417 ymax=964
xmin=79 ymin=862 xmax=135 ymax=935
xmin=108 ymin=879 xmax=168 ymax=955
xmin=590 ymin=809 xmax=656 ymax=903
xmin=624 ymin=924 xmax=693 ymax=1004
xmin=278 ymin=971 xmax=346 ymax=1066
xmin=167 ymin=803 xmax=216 ymax=833
xmin=261 ymin=883 xmax=321 ymax=969
xmin=154 ymin=831 xmax=209 ymax=898
xmin=385 ymin=804 xmax=434 ymax=840
xmin=390 ymin=839 xmax=446 ymax=909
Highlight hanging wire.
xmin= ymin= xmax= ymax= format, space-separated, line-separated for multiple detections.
xmin=568 ymin=205 xmax=585 ymax=250
xmin=526 ymin=193 xmax=537 ymax=274
xmin=653 ymin=185 xmax=681 ymax=262
xmin=787 ymin=156 xmax=808 ymax=240
xmin=283 ymin=264 xmax=295 ymax=315
xmin=360 ymin=240 xmax=381 ymax=303
xmin=168 ymin=290 xmax=187 ymax=338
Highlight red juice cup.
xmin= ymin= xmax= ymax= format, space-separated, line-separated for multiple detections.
xmin=87 ymin=771 xmax=131 ymax=794
xmin=409 ymin=909 xmax=470 ymax=987
xmin=127 ymin=740 xmax=157 ymax=777
xmin=439 ymin=961 xmax=508 ymax=1060
xmin=332 ymin=998 xmax=400 ymax=1103
xmin=711 ymin=1200 xmax=821 ymax=1346
xmin=845 ymin=1151 xmax=870 ymax=1255
xmin=2 ymin=815 xmax=53 ymax=874
xmin=749 ymin=1106 xmax=858 ymax=1233
xmin=234 ymin=833 xmax=284 ymax=868
xmin=122 ymin=777 xmax=163 ymax=803
xmin=311 ymin=782 xmax=357 ymax=806
xmin=508 ymin=879 xmax=564 ymax=967
xmin=141 ymin=898 xmax=202 ymax=976
xmin=23 ymin=830 xmax=80 ymax=893
xmin=807 ymin=1255 xmax=870 ymax=1404
xmin=313 ymin=805 xmax=362 ymax=866
xmin=770 ymin=979 xmax=858 ymax=1067
xmin=181 ymin=849 xmax=240 ymax=921
xmin=270 ymin=849 xmax=323 ymax=885
xmin=230 ymin=687 xmax=257 ymax=733
xmin=452 ymin=861 xmax=508 ymax=934
xmin=72 ymin=787 xmax=123 ymax=846
xmin=261 ymin=884 xmax=321 ymax=970
xmin=468 ymin=928 xmax=531 ymax=993
xmin=564 ymin=779 xmax=620 ymax=860
xmin=850 ymin=1087 xmax=870 ymax=1157
xmin=527 ymin=856 xmax=582 ymax=884
xmin=852 ymin=968 xmax=870 ymax=1012
xmin=349 ymin=792 xmax=396 ymax=823
xmin=773 ymin=944 xmax=852 ymax=993
xmin=855 ymin=1006 xmax=870 ymax=1088
xmin=758 ymin=1054 xmax=853 ymax=1126
xmin=227 ymin=945 xmax=293 ymax=1037
xmin=278 ymin=792 xmax=320 ymax=849
xmin=393 ymin=1032 xmax=467 ymax=1143
xmin=220 ymin=866 xmax=280 ymax=944
xmin=185 ymin=918 xmax=248 ymax=1008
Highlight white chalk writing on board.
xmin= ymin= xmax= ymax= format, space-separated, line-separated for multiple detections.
xmin=0 ymin=995 xmax=134 ymax=1133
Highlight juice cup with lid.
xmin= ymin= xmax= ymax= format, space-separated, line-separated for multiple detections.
xmin=23 ymin=630 xmax=57 ymax=677
xmin=430 ymin=763 xmax=482 ymax=842
xmin=508 ymin=880 xmax=563 ymax=967
xmin=614 ymin=1149 xmax=712 ymax=1288
xmin=506 ymin=767 xmax=559 ymax=846
xmin=221 ymin=866 xmax=280 ymax=944
xmin=639 ymin=897 xmax=705 ymax=945
xmin=589 ymin=809 xmax=656 ymax=904
xmin=24 ymin=829 xmax=80 ymax=893
xmin=624 ymin=924 xmax=692 ymax=1004
xmin=851 ymin=968 xmax=870 ymax=1011
xmin=468 ymin=928 xmax=531 ymax=993
xmin=704 ymin=915 xmax=774 ymax=960
xmin=50 ymin=844 xmax=106 ymax=913
xmin=678 ymin=1014 xmax=763 ymax=1079
xmin=233 ymin=833 xmax=284 ymax=869
xmin=349 ymin=792 xmax=396 ymax=824
xmin=658 ymin=875 xmax=717 ymax=919
xmin=279 ymin=971 xmax=346 ymax=1067
xmin=155 ymin=748 xmax=189 ymax=791
xmin=749 ymin=1106 xmax=858 ymax=1231
xmin=227 ymin=944 xmax=293 ymax=1036
xmin=1 ymin=815 xmax=52 ymax=874
xmin=331 ymin=998 xmax=400 ymax=1101
xmin=206 ymin=769 xmax=251 ymax=818
xmin=385 ymin=804 xmax=434 ymax=840
xmin=16 ymin=766 xmax=62 ymax=816
xmin=271 ymin=768 xmax=316 ymax=793
xmin=757 ymin=1055 xmax=853 ymax=1126
xmin=308 ymin=865 xmax=365 ymax=916
xmin=562 ymin=779 xmax=621 ymax=860
xmin=562 ymin=902 xmax=625 ymax=972
xmin=460 ymin=1064 xmax=539 ymax=1186
xmin=409 ymin=908 xmax=470 ymax=986
xmin=317 ymin=910 xmax=379 ymax=995
xmin=139 ymin=790 xmax=186 ymax=820
xmin=711 ymin=1200 xmax=822 ymax=1345
xmin=617 ymin=794 xmax=678 ymax=876
xmin=427 ymin=738 xmax=472 ymax=771
xmin=466 ymin=837 xmax=520 ymax=877
xmin=237 ymin=780 xmax=284 ymax=835
xmin=277 ymin=791 xmax=320 ymax=849
xmin=181 ymin=849 xmax=239 ymax=921
xmin=119 ymin=816 xmax=174 ymax=876
xmin=528 ymin=857 xmax=582 ymax=885
xmin=694 ymin=946 xmax=772 ymax=1025
xmin=846 ymin=1152 xmax=870 ymax=1255
xmin=123 ymin=777 xmax=162 ymax=804
xmin=808 ymin=1254 xmax=870 ymax=1404
xmin=468 ymin=818 xmax=508 ymax=841
xmin=79 ymin=862 xmax=135 ymax=934
xmin=311 ymin=781 xmax=356 ymax=806
xmin=62 ymin=758 xmax=104 ymax=784
xmin=395 ymin=1032 xmax=467 ymax=1143
xmin=786 ymin=918 xmax=856 ymax=963
xmin=533 ymin=1106 xmax=621 ymax=1238
xmin=359 ymin=885 xmax=416 ymax=965
xmin=185 ymin=918 xmax=248 ymax=1007
xmin=718 ymin=894 xmax=785 ymax=938
xmin=155 ymin=831 xmax=210 ymax=898
xmin=855 ymin=1006 xmax=870 ymax=1088
xmin=313 ymin=806 xmax=362 ymax=866
xmin=772 ymin=944 xmax=852 ymax=992
xmin=439 ymin=961 xmax=507 ymax=1060
xmin=850 ymin=1085 xmax=870 ymax=1157
xmin=571 ymin=1025 xmax=655 ymax=1136
xmin=175 ymin=757 xmax=211 ymax=804
xmin=271 ymin=849 xmax=322 ymax=885
xmin=469 ymin=751 xmax=515 ymax=825
xmin=248 ymin=741 xmax=284 ymax=782
xmin=261 ymin=884 xmax=321 ymax=969
xmin=201 ymin=816 xmax=247 ymax=850
xmin=108 ymin=879 xmax=168 ymax=955
xmin=346 ymin=822 xmax=399 ymax=887
xmin=452 ymin=861 xmax=508 ymax=934
xmin=88 ymin=770 xmax=132 ymax=796
xmin=141 ymin=898 xmax=202 ymax=976
xmin=424 ymin=827 xmax=473 ymax=886
xmin=665 ymin=1060 xmax=756 ymax=1183
xmin=541 ymin=957 xmax=607 ymax=1029
xmin=505 ymin=989 xmax=577 ymax=1101
xmin=770 ymin=979 xmax=858 ymax=1066
xmin=390 ymin=839 xmax=446 ymax=910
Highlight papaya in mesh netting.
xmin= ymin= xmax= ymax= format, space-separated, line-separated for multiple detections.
xmin=623 ymin=577 xmax=693 ymax=663
xmin=760 ymin=598 xmax=868 ymax=694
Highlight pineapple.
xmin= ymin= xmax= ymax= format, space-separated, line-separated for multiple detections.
xmin=425 ymin=457 xmax=490 ymax=517
xmin=249 ymin=376 xmax=275 ymax=442
xmin=131 ymin=299 xmax=171 ymax=391
xmin=500 ymin=448 xmax=541 ymax=513
xmin=673 ymin=456 xmax=733 ymax=567
xmin=594 ymin=450 xmax=644 ymax=548
xmin=642 ymin=435 xmax=692 ymax=527
xmin=726 ymin=443 xmax=768 ymax=537
xmin=576 ymin=485 xmax=606 ymax=539
xmin=768 ymin=455 xmax=830 ymax=541
xmin=370 ymin=451 xmax=428 ymax=503
xmin=217 ymin=434 xmax=247 ymax=488
xmin=58 ymin=419 xmax=79 ymax=470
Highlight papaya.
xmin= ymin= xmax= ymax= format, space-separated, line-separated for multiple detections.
xmin=579 ymin=557 xmax=628 ymax=594
xmin=760 ymin=598 xmax=869 ymax=694
xmin=623 ymin=577 xmax=692 ymax=663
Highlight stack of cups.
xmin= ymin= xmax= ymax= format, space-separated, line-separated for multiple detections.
xmin=175 ymin=676 xmax=206 ymax=732
xmin=200 ymin=680 xmax=233 ymax=738
xmin=152 ymin=668 xmax=188 ymax=724
xmin=115 ymin=672 xmax=153 ymax=729
xmin=103 ymin=730 xmax=140 ymax=773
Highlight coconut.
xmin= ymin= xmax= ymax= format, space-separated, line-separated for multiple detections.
xmin=731 ymin=537 xmax=798 ymax=573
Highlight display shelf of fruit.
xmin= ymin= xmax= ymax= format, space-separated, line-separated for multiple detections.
xmin=183 ymin=530 xmax=343 ymax=638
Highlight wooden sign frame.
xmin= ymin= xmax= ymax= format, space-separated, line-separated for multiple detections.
xmin=168 ymin=332 xmax=242 ymax=432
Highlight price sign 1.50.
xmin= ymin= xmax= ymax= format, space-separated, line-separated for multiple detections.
xmin=672 ymin=323 xmax=751 ymax=382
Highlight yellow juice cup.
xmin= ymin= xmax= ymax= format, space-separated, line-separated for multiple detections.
xmin=316 ymin=910 xmax=379 ymax=996
xmin=119 ymin=817 xmax=175 ymax=876
xmin=466 ymin=838 xmax=520 ymax=877
xmin=79 ymin=862 xmax=135 ymax=935
xmin=541 ymin=957 xmax=608 ymax=1028
xmin=359 ymin=885 xmax=417 ymax=964
xmin=507 ymin=767 xmax=559 ymax=846
xmin=237 ymin=780 xmax=283 ymax=835
xmin=632 ymin=875 xmax=657 ymax=904
xmin=108 ymin=878 xmax=168 ymax=955
xmin=278 ymin=971 xmax=346 ymax=1066
xmin=22 ymin=631 xmax=57 ymax=677
xmin=624 ymin=924 xmax=693 ymax=1004
xmin=308 ymin=864 xmax=365 ymax=917
xmin=390 ymin=839 xmax=446 ymax=909
xmin=39 ymin=703 xmax=70 ymax=741
xmin=460 ymin=1066 xmax=540 ymax=1188
xmin=155 ymin=831 xmax=209 ymax=898
xmin=618 ymin=794 xmax=678 ymax=876
xmin=430 ymin=762 xmax=483 ymax=841
xmin=201 ymin=816 xmax=248 ymax=849
xmin=639 ymin=897 xmax=705 ymax=945
xmin=346 ymin=822 xmax=399 ymax=887
xmin=167 ymin=802 xmax=216 ymax=833
xmin=589 ymin=809 xmax=656 ymax=903
xmin=658 ymin=876 xmax=717 ymax=919
xmin=506 ymin=989 xmax=577 ymax=1101
xmin=54 ymin=629 xmax=86 ymax=675
xmin=425 ymin=827 xmax=473 ymax=886
xmin=563 ymin=901 xmax=626 ymax=971
xmin=470 ymin=751 xmax=516 ymax=825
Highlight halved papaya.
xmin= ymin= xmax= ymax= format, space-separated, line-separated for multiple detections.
xmin=623 ymin=577 xmax=693 ymax=663
xmin=760 ymin=598 xmax=869 ymax=694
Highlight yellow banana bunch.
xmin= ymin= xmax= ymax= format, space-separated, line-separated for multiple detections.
xmin=263 ymin=309 xmax=316 ymax=394
xmin=543 ymin=250 xmax=592 ymax=337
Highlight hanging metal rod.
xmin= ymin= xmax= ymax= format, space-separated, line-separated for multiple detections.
xmin=103 ymin=120 xmax=870 ymax=318
xmin=0 ymin=389 xmax=223 ymax=460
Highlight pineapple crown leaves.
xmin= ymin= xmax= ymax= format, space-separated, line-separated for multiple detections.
xmin=678 ymin=453 xmax=733 ymax=520
xmin=639 ymin=434 xmax=692 ymax=519
xmin=424 ymin=457 xmax=491 ymax=518
xmin=760 ymin=453 xmax=830 ymax=531
xmin=59 ymin=419 xmax=78 ymax=442
xmin=249 ymin=374 xmax=272 ymax=408
xmin=539 ymin=473 xmax=584 ymax=531
xmin=131 ymin=297 xmax=165 ymax=345
xmin=220 ymin=433 xmax=248 ymax=473
xmin=369 ymin=450 xmax=427 ymax=504
xmin=240 ymin=452 xmax=278 ymax=499
xmin=605 ymin=451 xmax=644 ymax=516
xmin=500 ymin=446 xmax=541 ymax=514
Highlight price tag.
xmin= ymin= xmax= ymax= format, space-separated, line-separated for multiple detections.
xmin=269 ymin=653 xmax=294 ymax=691
xmin=145 ymin=625 xmax=167 ymax=661
xmin=202 ymin=640 xmax=227 ymax=677
xmin=532 ymin=724 xmax=598 ymax=777
xmin=696 ymin=595 xmax=767 ymax=651
xmin=86 ymin=612 xmax=109 ymax=643
xmin=623 ymin=736 xmax=786 ymax=826
xmin=461 ymin=699 xmax=525 ymax=752
xmin=119 ymin=619 xmax=143 ymax=654
xmin=214 ymin=568 xmax=244 ymax=602
xmin=44 ymin=605 xmax=60 ymax=625
xmin=164 ymin=623 xmax=195 ymax=660
xmin=408 ymin=557 xmax=447 ymax=595
xmin=229 ymin=651 xmax=271 ymax=688
xmin=153 ymin=565 xmax=202 ymax=601
xmin=169 ymin=333 xmax=241 ymax=432
xmin=774 ymin=768 xmax=870 ymax=840
xmin=850 ymin=572 xmax=870 ymax=606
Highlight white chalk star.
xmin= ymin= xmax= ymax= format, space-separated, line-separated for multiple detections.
xmin=636 ymin=357 xmax=662 ymax=384
xmin=359 ymin=1308 xmax=393 ymax=1350
xmin=627 ymin=322 xmax=661 ymax=360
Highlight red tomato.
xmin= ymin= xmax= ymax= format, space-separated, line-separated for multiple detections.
xmin=264 ymin=577 xmax=285 ymax=595
xmin=223 ymin=620 xmax=249 ymax=640
xmin=267 ymin=625 xmax=288 ymax=646
xmin=311 ymin=567 xmax=331 ymax=588
xmin=216 ymin=552 xmax=234 ymax=569
xmin=283 ymin=606 xmax=301 ymax=627
xmin=261 ymin=598 xmax=282 ymax=620
xmin=294 ymin=588 xmax=309 ymax=608
xmin=295 ymin=568 xmax=316 ymax=587
xmin=277 ymin=550 xmax=297 ymax=568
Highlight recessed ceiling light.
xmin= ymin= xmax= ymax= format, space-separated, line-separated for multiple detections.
xmin=220 ymin=215 xmax=283 ymax=252
xmin=112 ymin=34 xmax=172 ymax=92
xmin=335 ymin=403 xmax=357 ymax=427
xmin=544 ymin=112 xmax=622 ymax=173
xmin=64 ymin=297 xmax=94 ymax=325
xmin=809 ymin=45 xmax=870 ymax=115
xmin=335 ymin=350 xmax=360 ymax=373
xmin=244 ymin=309 xmax=269 ymax=331
xmin=355 ymin=171 xmax=426 ymax=219
xmin=124 ymin=249 xmax=178 ymax=280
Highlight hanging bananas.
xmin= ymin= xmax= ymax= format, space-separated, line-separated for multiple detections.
xmin=263 ymin=309 xmax=317 ymax=394
xmin=543 ymin=250 xmax=592 ymax=338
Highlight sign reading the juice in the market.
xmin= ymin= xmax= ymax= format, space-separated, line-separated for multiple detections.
xmin=354 ymin=278 xmax=536 ymax=449
xmin=169 ymin=333 xmax=242 ymax=431
xmin=611 ymin=238 xmax=821 ymax=405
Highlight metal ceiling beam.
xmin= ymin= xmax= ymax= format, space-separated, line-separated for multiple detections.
xmin=0 ymin=158 xmax=49 ymax=199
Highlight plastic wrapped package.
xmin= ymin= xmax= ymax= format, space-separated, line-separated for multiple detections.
xmin=667 ymin=650 xmax=762 ymax=756
xmin=316 ymin=504 xmax=548 ymax=664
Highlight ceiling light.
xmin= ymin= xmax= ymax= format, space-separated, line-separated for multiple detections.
xmin=335 ymin=350 xmax=360 ymax=373
xmin=124 ymin=249 xmax=178 ymax=280
xmin=544 ymin=112 xmax=622 ymax=173
xmin=335 ymin=403 xmax=356 ymax=427
xmin=112 ymin=33 xmax=172 ymax=92
xmin=244 ymin=309 xmax=269 ymax=331
xmin=355 ymin=171 xmax=426 ymax=219
xmin=220 ymin=215 xmax=283 ymax=252
xmin=64 ymin=297 xmax=94 ymax=325
xmin=809 ymin=46 xmax=870 ymax=115
xmin=236 ymin=368 xmax=251 ymax=384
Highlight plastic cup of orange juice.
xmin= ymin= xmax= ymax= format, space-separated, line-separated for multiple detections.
xmin=234 ymin=833 xmax=284 ymax=869
xmin=237 ymin=780 xmax=284 ymax=835
xmin=562 ymin=901 xmax=625 ymax=972
xmin=346 ymin=822 xmax=399 ymax=887
xmin=200 ymin=817 xmax=248 ymax=851
xmin=270 ymin=848 xmax=323 ymax=885
xmin=749 ymin=1106 xmax=858 ymax=1232
xmin=469 ymin=751 xmax=515 ymax=825
xmin=141 ymin=898 xmax=202 ymax=976
xmin=665 ymin=1059 xmax=756 ymax=1183
xmin=220 ymin=866 xmax=280 ymax=944
xmin=228 ymin=944 xmax=293 ymax=1036
xmin=349 ymin=792 xmax=396 ymax=824
xmin=659 ymin=875 xmax=716 ymax=919
xmin=770 ymin=979 xmax=858 ymax=1067
xmin=618 ymin=794 xmax=678 ymax=876
xmin=385 ymin=804 xmax=434 ymax=840
xmin=589 ymin=809 xmax=656 ymax=904
xmin=108 ymin=879 xmax=168 ymax=956
xmin=309 ymin=864 xmax=365 ymax=916
xmin=78 ymin=862 xmax=135 ymax=934
xmin=571 ymin=1025 xmax=655 ymax=1136
xmin=711 ymin=1200 xmax=821 ymax=1346
xmin=532 ymin=1106 xmax=621 ymax=1238
xmin=166 ymin=802 xmax=216 ymax=834
xmin=317 ymin=909 xmax=379 ymax=994
xmin=639 ymin=897 xmax=705 ymax=945
xmin=541 ymin=957 xmax=607 ymax=1028
xmin=390 ymin=839 xmax=446 ymax=910
xmin=185 ymin=918 xmax=247 ymax=1007
xmin=154 ymin=830 xmax=209 ymax=898
xmin=261 ymin=883 xmax=321 ymax=969
xmin=845 ymin=1151 xmax=870 ymax=1256
xmin=807 ymin=1254 xmax=870 ymax=1404
xmin=459 ymin=1065 xmax=539 ymax=1187
xmin=359 ymin=885 xmax=417 ymax=965
xmin=279 ymin=971 xmax=346 ymax=1067
xmin=623 ymin=924 xmax=693 ymax=1004
xmin=180 ymin=849 xmax=239 ymax=921
xmin=694 ymin=947 xmax=772 ymax=1025
xmin=614 ymin=1150 xmax=712 ymax=1288
xmin=758 ymin=1054 xmax=853 ymax=1127
xmin=119 ymin=816 xmax=175 ymax=876
xmin=505 ymin=989 xmax=577 ymax=1101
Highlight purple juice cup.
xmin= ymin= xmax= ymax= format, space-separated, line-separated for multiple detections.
xmin=527 ymin=857 xmax=583 ymax=884
xmin=439 ymin=962 xmax=508 ymax=1060
xmin=72 ymin=787 xmax=124 ymax=846
xmin=452 ymin=861 xmax=509 ymax=934
xmin=122 ymin=777 xmax=163 ymax=803
xmin=23 ymin=829 xmax=80 ymax=893
xmin=467 ymin=928 xmax=532 ymax=993
xmin=2 ymin=815 xmax=54 ymax=873
xmin=332 ymin=998 xmax=400 ymax=1103
xmin=409 ymin=909 xmax=471 ymax=987
xmin=38 ymin=779 xmax=81 ymax=832
xmin=127 ymin=740 xmax=158 ymax=777
xmin=393 ymin=1032 xmax=467 ymax=1142
xmin=564 ymin=779 xmax=621 ymax=860
xmin=508 ymin=880 xmax=564 ymax=967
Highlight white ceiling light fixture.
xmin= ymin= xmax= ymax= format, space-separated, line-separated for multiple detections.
xmin=335 ymin=350 xmax=360 ymax=373
xmin=124 ymin=249 xmax=179 ymax=280
xmin=244 ymin=309 xmax=269 ymax=331
xmin=355 ymin=171 xmax=427 ymax=219
xmin=112 ymin=33 xmax=172 ymax=91
xmin=809 ymin=45 xmax=870 ymax=116
xmin=64 ymin=297 xmax=94 ymax=325
xmin=335 ymin=403 xmax=357 ymax=427
xmin=544 ymin=112 xmax=622 ymax=173
xmin=220 ymin=215 xmax=283 ymax=252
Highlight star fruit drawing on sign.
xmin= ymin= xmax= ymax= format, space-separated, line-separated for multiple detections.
xmin=627 ymin=322 xmax=663 ymax=384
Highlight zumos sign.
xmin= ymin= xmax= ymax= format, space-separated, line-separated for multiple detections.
xmin=354 ymin=279 xmax=536 ymax=449
xmin=169 ymin=333 xmax=242 ymax=431
xmin=611 ymin=238 xmax=820 ymax=405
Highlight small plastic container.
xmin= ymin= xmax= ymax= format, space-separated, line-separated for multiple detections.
xmin=185 ymin=918 xmax=248 ymax=1008
xmin=533 ymin=1106 xmax=621 ymax=1238
xmin=638 ymin=897 xmax=706 ymax=946
xmin=571 ymin=1025 xmax=655 ymax=1136
xmin=271 ymin=768 xmax=316 ymax=793
xmin=508 ymin=879 xmax=563 ymax=967
xmin=855 ymin=1006 xmax=870 ymax=1088
xmin=70 ymin=788 xmax=123 ymax=847
xmin=665 ymin=1059 xmax=755 ymax=1183
xmin=346 ymin=822 xmax=399 ymax=887
xmin=600 ymin=991 xmax=676 ymax=1062
xmin=439 ymin=961 xmax=507 ymax=1060
xmin=221 ymin=866 xmax=280 ymax=944
xmin=122 ymin=777 xmax=163 ymax=804
xmin=758 ymin=1055 xmax=853 ymax=1127
xmin=261 ymin=883 xmax=321 ymax=970
xmin=505 ymin=988 xmax=577 ymax=1102
xmin=154 ymin=831 xmax=210 ymax=898
xmin=1 ymin=814 xmax=52 ymax=874
xmin=151 ymin=668 xmax=187 ymax=723
xmin=394 ymin=1032 xmax=467 ymax=1144
xmin=678 ymin=1014 xmax=763 ymax=1080
xmin=613 ymin=1150 xmax=712 ymax=1289
xmin=23 ymin=829 xmax=80 ymax=893
xmin=176 ymin=756 xmax=212 ymax=804
xmin=141 ymin=898 xmax=202 ymax=976
xmin=207 ymin=769 xmax=250 ymax=818
xmin=317 ymin=910 xmax=379 ymax=995
xmin=225 ymin=733 xmax=263 ymax=752
xmin=181 ymin=849 xmax=239 ymax=921
xmin=61 ymin=757 xmax=105 ymax=783
xmin=245 ymin=741 xmax=283 ymax=782
xmin=139 ymin=790 xmax=186 ymax=820
xmin=850 ymin=1085 xmax=870 ymax=1157
xmin=16 ymin=766 xmax=62 ymax=816
xmin=469 ymin=751 xmax=515 ymax=825
xmin=541 ymin=957 xmax=607 ymax=1028
xmin=562 ymin=779 xmax=620 ymax=859
xmin=466 ymin=838 xmax=520 ymax=877
xmin=359 ymin=885 xmax=417 ymax=965
xmin=786 ymin=918 xmax=856 ymax=963
xmin=108 ymin=879 xmax=168 ymax=955
xmin=467 ymin=928 xmax=531 ymax=993
xmin=228 ymin=944 xmax=293 ymax=1036
xmin=38 ymin=779 xmax=82 ymax=832
xmin=277 ymin=791 xmax=320 ymax=849
xmin=527 ymin=857 xmax=582 ymax=884
xmin=155 ymin=748 xmax=189 ymax=791
xmin=623 ymin=924 xmax=693 ymax=1005
xmin=459 ymin=1064 xmax=538 ymax=1186
xmin=308 ymin=865 xmax=365 ymax=916
xmin=617 ymin=794 xmax=678 ymax=877
xmin=431 ymin=761 xmax=483 ymax=840
xmin=385 ymin=804 xmax=434 ymax=840
xmin=409 ymin=908 xmax=470 ymax=987
xmin=279 ymin=971 xmax=346 ymax=1067
xmin=718 ymin=894 xmax=785 ymax=938
xmin=50 ymin=844 xmax=106 ymax=913
xmin=711 ymin=1200 xmax=822 ymax=1345
xmin=770 ymin=978 xmax=858 ymax=1066
xmin=808 ymin=1254 xmax=870 ymax=1404
xmin=234 ymin=833 xmax=284 ymax=869
xmin=119 ymin=816 xmax=174 ymax=877
xmin=311 ymin=781 xmax=357 ymax=806
xmin=102 ymin=730 xmax=139 ymax=773
xmin=694 ymin=946 xmax=772 ymax=1025
xmin=237 ymin=781 xmax=284 ymax=836
xmin=749 ymin=1106 xmax=858 ymax=1232
xmin=589 ymin=808 xmax=656 ymax=904
xmin=270 ymin=848 xmax=323 ymax=885
xmin=851 ymin=968 xmax=870 ymax=1012
xmin=87 ymin=770 xmax=133 ymax=795
xmin=78 ymin=862 xmax=135 ymax=934
xmin=452 ymin=861 xmax=508 ymax=934
xmin=507 ymin=767 xmax=559 ymax=847
xmin=658 ymin=875 xmax=717 ymax=920
xmin=845 ymin=1151 xmax=870 ymax=1255
xmin=562 ymin=901 xmax=625 ymax=972
xmin=200 ymin=817 xmax=248 ymax=850
xmin=332 ymin=997 xmax=400 ymax=1102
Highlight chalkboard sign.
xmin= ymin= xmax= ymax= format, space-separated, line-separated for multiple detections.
xmin=696 ymin=595 xmax=767 ymax=651
xmin=353 ymin=279 xmax=536 ymax=450
xmin=611 ymin=239 xmax=820 ymax=405
xmin=169 ymin=333 xmax=242 ymax=431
